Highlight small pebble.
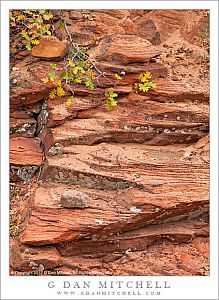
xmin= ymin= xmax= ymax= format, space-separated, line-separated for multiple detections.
xmin=61 ymin=190 xmax=91 ymax=208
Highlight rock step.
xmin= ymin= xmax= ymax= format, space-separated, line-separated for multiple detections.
xmin=20 ymin=142 xmax=209 ymax=246
xmin=42 ymin=97 xmax=208 ymax=150
xmin=40 ymin=143 xmax=209 ymax=191
xmin=45 ymin=120 xmax=205 ymax=149
xmin=10 ymin=137 xmax=43 ymax=166
xmin=45 ymin=94 xmax=209 ymax=128
xmin=57 ymin=217 xmax=208 ymax=256
xmin=10 ymin=137 xmax=43 ymax=181
xmin=146 ymin=78 xmax=209 ymax=102
xmin=56 ymin=236 xmax=209 ymax=276
xmin=13 ymin=217 xmax=209 ymax=276
xmin=10 ymin=242 xmax=62 ymax=271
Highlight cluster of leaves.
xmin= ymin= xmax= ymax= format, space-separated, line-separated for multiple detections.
xmin=105 ymin=87 xmax=119 ymax=111
xmin=42 ymin=60 xmax=156 ymax=110
xmin=103 ymin=73 xmax=123 ymax=110
xmin=10 ymin=9 xmax=54 ymax=50
xmin=40 ymin=30 xmax=128 ymax=110
xmin=10 ymin=10 xmax=157 ymax=111
xmin=133 ymin=71 xmax=157 ymax=93
xmin=41 ymin=58 xmax=96 ymax=106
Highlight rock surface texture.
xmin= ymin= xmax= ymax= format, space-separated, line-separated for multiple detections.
xmin=10 ymin=9 xmax=209 ymax=276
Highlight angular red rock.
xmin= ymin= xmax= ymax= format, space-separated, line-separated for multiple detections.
xmin=32 ymin=37 xmax=68 ymax=60
xmin=89 ymin=34 xmax=162 ymax=64
xmin=10 ymin=137 xmax=43 ymax=166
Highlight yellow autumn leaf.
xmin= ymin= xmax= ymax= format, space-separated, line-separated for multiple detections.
xmin=41 ymin=77 xmax=49 ymax=84
xmin=88 ymin=71 xmax=96 ymax=79
xmin=43 ymin=13 xmax=53 ymax=20
xmin=74 ymin=78 xmax=82 ymax=83
xmin=53 ymin=80 xmax=62 ymax=87
xmin=145 ymin=71 xmax=151 ymax=79
xmin=31 ymin=39 xmax=40 ymax=45
xmin=49 ymin=89 xmax=57 ymax=99
xmin=17 ymin=15 xmax=24 ymax=21
xmin=66 ymin=96 xmax=74 ymax=106
xmin=21 ymin=30 xmax=27 ymax=36
xmin=115 ymin=74 xmax=122 ymax=80
xmin=56 ymin=86 xmax=65 ymax=97
xmin=68 ymin=59 xmax=75 ymax=67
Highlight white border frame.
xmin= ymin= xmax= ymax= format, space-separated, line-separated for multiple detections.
xmin=1 ymin=1 xmax=218 ymax=299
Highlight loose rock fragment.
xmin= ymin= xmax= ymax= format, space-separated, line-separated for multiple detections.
xmin=32 ymin=37 xmax=68 ymax=60
xmin=61 ymin=190 xmax=91 ymax=208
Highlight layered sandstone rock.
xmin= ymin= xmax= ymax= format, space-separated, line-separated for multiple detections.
xmin=10 ymin=137 xmax=43 ymax=166
xmin=10 ymin=67 xmax=53 ymax=111
xmin=89 ymin=34 xmax=161 ymax=64
xmin=19 ymin=141 xmax=209 ymax=246
xmin=10 ymin=9 xmax=210 ymax=276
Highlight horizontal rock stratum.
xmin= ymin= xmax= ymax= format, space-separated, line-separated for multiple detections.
xmin=20 ymin=142 xmax=209 ymax=246
xmin=89 ymin=35 xmax=162 ymax=64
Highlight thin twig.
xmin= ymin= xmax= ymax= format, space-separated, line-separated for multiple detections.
xmin=59 ymin=9 xmax=115 ymax=86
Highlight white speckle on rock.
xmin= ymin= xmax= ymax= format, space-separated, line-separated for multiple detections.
xmin=184 ymin=151 xmax=191 ymax=158
xmin=29 ymin=261 xmax=38 ymax=268
xmin=130 ymin=206 xmax=142 ymax=213
xmin=164 ymin=129 xmax=171 ymax=133
xmin=95 ymin=219 xmax=103 ymax=225
xmin=148 ymin=126 xmax=154 ymax=132
xmin=125 ymin=248 xmax=132 ymax=255
xmin=91 ymin=235 xmax=98 ymax=241
xmin=124 ymin=125 xmax=132 ymax=131
xmin=176 ymin=116 xmax=181 ymax=120
xmin=12 ymin=67 xmax=19 ymax=71
xmin=38 ymin=264 xmax=45 ymax=272
xmin=155 ymin=207 xmax=161 ymax=212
